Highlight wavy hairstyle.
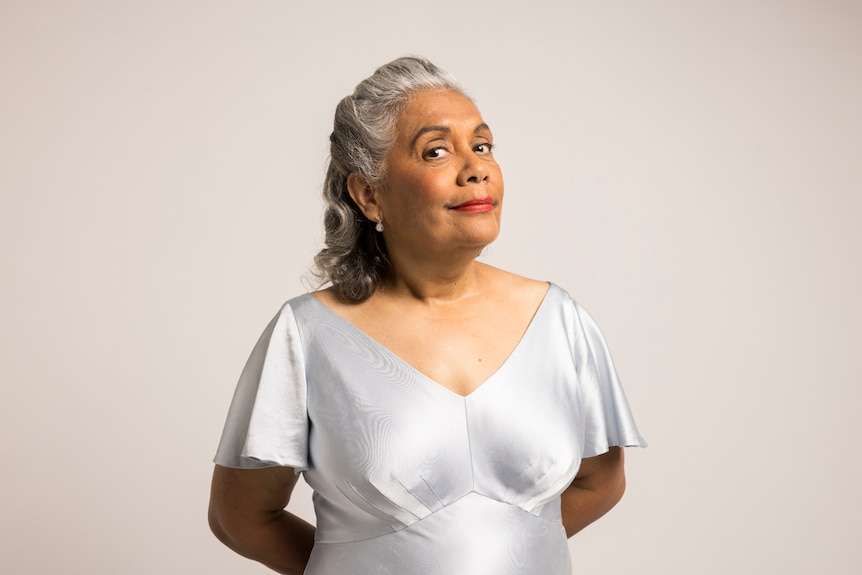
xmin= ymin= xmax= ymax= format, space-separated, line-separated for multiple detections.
xmin=312 ymin=56 xmax=465 ymax=303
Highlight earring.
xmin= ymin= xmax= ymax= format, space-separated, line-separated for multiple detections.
xmin=375 ymin=215 xmax=384 ymax=233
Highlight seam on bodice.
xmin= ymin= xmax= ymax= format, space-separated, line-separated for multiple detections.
xmin=314 ymin=490 xmax=561 ymax=545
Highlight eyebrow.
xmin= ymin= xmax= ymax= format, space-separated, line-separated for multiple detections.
xmin=409 ymin=123 xmax=491 ymax=149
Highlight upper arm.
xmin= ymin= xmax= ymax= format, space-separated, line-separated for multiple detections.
xmin=572 ymin=446 xmax=625 ymax=487
xmin=560 ymin=447 xmax=627 ymax=537
xmin=208 ymin=464 xmax=300 ymax=541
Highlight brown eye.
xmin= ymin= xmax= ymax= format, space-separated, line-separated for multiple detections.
xmin=423 ymin=146 xmax=448 ymax=160
xmin=474 ymin=143 xmax=494 ymax=154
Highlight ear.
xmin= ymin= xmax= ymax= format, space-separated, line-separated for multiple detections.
xmin=347 ymin=173 xmax=382 ymax=221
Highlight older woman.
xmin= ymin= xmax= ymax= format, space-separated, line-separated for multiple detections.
xmin=209 ymin=56 xmax=645 ymax=575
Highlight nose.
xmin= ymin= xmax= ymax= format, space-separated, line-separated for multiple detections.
xmin=457 ymin=153 xmax=489 ymax=186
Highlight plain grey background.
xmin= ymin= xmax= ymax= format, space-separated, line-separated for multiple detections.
xmin=2 ymin=1 xmax=860 ymax=573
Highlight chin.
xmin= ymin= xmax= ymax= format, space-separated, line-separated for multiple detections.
xmin=465 ymin=228 xmax=501 ymax=251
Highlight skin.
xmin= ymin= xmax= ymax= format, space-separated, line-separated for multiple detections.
xmin=209 ymin=89 xmax=627 ymax=571
xmin=562 ymin=447 xmax=626 ymax=537
xmin=209 ymin=466 xmax=313 ymax=575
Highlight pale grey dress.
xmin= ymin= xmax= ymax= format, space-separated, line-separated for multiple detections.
xmin=214 ymin=283 xmax=646 ymax=574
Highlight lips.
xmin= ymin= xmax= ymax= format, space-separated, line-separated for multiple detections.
xmin=450 ymin=197 xmax=496 ymax=212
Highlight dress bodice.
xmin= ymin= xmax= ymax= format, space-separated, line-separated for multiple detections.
xmin=214 ymin=284 xmax=646 ymax=574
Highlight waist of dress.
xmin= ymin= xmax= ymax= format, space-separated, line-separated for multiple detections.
xmin=306 ymin=492 xmax=571 ymax=575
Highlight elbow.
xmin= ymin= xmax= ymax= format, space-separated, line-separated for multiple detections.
xmin=611 ymin=470 xmax=626 ymax=507
xmin=208 ymin=503 xmax=232 ymax=546
xmin=606 ymin=446 xmax=627 ymax=508
xmin=208 ymin=500 xmax=249 ymax=552
xmin=606 ymin=450 xmax=627 ymax=507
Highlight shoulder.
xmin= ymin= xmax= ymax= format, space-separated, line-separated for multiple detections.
xmin=485 ymin=272 xmax=598 ymax=340
xmin=477 ymin=263 xmax=551 ymax=303
xmin=305 ymin=285 xmax=375 ymax=327
xmin=477 ymin=264 xmax=594 ymax=317
xmin=256 ymin=292 xmax=329 ymax=340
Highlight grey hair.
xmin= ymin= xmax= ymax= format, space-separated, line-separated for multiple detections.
xmin=312 ymin=56 xmax=466 ymax=303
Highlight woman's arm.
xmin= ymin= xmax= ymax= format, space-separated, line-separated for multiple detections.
xmin=561 ymin=447 xmax=626 ymax=537
xmin=208 ymin=464 xmax=315 ymax=575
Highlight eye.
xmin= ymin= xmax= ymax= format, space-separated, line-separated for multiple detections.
xmin=423 ymin=146 xmax=449 ymax=160
xmin=474 ymin=142 xmax=494 ymax=154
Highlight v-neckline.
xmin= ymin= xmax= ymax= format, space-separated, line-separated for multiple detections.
xmin=305 ymin=283 xmax=554 ymax=399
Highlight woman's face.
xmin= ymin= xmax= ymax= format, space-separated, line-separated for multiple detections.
xmin=376 ymin=89 xmax=504 ymax=261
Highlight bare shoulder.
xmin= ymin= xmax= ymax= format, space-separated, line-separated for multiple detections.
xmin=477 ymin=263 xmax=550 ymax=304
xmin=309 ymin=285 xmax=379 ymax=326
xmin=309 ymin=285 xmax=363 ymax=316
xmin=310 ymin=285 xmax=341 ymax=308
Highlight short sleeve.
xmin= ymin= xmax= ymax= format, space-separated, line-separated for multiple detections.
xmin=213 ymin=302 xmax=309 ymax=471
xmin=572 ymin=301 xmax=647 ymax=458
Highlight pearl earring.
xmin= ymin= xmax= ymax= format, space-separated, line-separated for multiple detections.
xmin=375 ymin=216 xmax=384 ymax=233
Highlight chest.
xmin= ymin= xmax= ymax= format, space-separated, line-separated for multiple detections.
xmin=331 ymin=299 xmax=542 ymax=397
xmin=301 ymin=310 xmax=586 ymax=517
xmin=372 ymin=316 xmax=525 ymax=396
xmin=295 ymin=294 xmax=587 ymax=541
xmin=300 ymin=296 xmax=586 ymax=470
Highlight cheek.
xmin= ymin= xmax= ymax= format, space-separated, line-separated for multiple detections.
xmin=383 ymin=177 xmax=441 ymax=222
xmin=400 ymin=175 xmax=451 ymax=208
xmin=492 ymin=164 xmax=505 ymax=192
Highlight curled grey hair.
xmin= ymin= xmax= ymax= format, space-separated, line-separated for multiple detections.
xmin=313 ymin=56 xmax=466 ymax=303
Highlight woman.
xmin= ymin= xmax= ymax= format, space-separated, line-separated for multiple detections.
xmin=209 ymin=56 xmax=645 ymax=575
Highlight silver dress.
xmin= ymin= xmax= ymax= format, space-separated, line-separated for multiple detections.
xmin=214 ymin=284 xmax=646 ymax=574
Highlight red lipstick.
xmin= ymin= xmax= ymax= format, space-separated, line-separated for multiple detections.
xmin=450 ymin=197 xmax=496 ymax=213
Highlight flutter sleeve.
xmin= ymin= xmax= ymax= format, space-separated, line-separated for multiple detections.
xmin=571 ymin=300 xmax=647 ymax=458
xmin=213 ymin=302 xmax=309 ymax=471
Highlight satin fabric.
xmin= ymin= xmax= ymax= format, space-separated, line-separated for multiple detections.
xmin=215 ymin=283 xmax=646 ymax=574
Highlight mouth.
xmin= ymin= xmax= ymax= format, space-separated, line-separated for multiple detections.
xmin=450 ymin=197 xmax=497 ymax=213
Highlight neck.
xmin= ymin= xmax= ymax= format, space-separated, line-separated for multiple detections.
xmin=381 ymin=250 xmax=487 ymax=303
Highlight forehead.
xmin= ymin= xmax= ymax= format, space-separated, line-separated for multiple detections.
xmin=394 ymin=90 xmax=485 ymax=140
